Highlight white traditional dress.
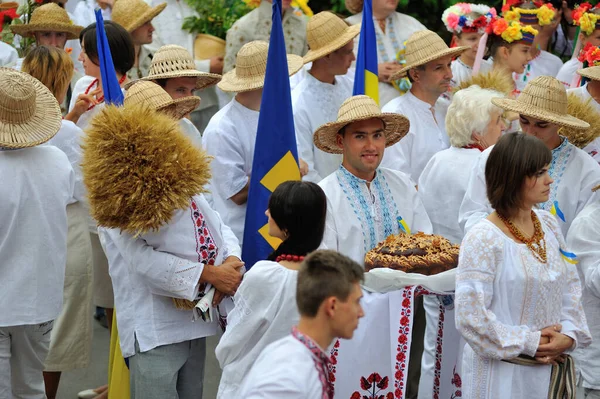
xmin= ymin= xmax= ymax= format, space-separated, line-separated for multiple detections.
xmin=215 ymin=261 xmax=299 ymax=398
xmin=514 ymin=50 xmax=563 ymax=93
xmin=459 ymin=138 xmax=600 ymax=236
xmin=451 ymin=58 xmax=492 ymax=87
xmin=455 ymin=210 xmax=591 ymax=399
xmin=418 ymin=146 xmax=482 ymax=244
xmin=292 ymin=72 xmax=353 ymax=183
xmin=319 ymin=166 xmax=433 ymax=265
xmin=346 ymin=11 xmax=426 ymax=106
xmin=381 ymin=91 xmax=451 ymax=183
xmin=237 ymin=328 xmax=333 ymax=398
xmin=556 ymin=59 xmax=582 ymax=89
xmin=566 ymin=201 xmax=600 ymax=393
xmin=202 ymin=99 xmax=259 ymax=245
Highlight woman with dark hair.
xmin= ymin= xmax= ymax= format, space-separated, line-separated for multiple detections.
xmin=67 ymin=20 xmax=134 ymax=129
xmin=215 ymin=180 xmax=327 ymax=399
xmin=455 ymin=132 xmax=591 ymax=398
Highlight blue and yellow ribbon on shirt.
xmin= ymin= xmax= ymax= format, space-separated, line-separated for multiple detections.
xmin=550 ymin=201 xmax=566 ymax=223
xmin=397 ymin=216 xmax=411 ymax=235
xmin=559 ymin=248 xmax=578 ymax=264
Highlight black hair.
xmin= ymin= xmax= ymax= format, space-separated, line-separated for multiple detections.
xmin=79 ymin=21 xmax=135 ymax=76
xmin=266 ymin=181 xmax=327 ymax=261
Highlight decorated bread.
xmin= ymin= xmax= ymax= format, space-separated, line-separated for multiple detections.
xmin=365 ymin=232 xmax=460 ymax=275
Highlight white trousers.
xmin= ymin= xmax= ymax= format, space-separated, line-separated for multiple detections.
xmin=0 ymin=321 xmax=54 ymax=399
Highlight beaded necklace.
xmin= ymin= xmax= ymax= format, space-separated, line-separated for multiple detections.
xmin=498 ymin=210 xmax=547 ymax=263
xmin=84 ymin=75 xmax=127 ymax=111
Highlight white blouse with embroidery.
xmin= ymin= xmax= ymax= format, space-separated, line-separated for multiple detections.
xmin=455 ymin=211 xmax=590 ymax=399
xmin=513 ymin=50 xmax=564 ymax=93
xmin=556 ymin=59 xmax=582 ymax=89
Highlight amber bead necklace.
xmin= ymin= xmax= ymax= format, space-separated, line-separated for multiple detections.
xmin=497 ymin=210 xmax=547 ymax=263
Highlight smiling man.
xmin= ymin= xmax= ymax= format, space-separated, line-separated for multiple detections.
xmin=315 ymin=95 xmax=432 ymax=266
xmin=381 ymin=30 xmax=469 ymax=183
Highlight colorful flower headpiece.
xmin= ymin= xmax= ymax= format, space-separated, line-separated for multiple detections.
xmin=442 ymin=3 xmax=497 ymax=34
xmin=573 ymin=3 xmax=600 ymax=36
xmin=502 ymin=0 xmax=556 ymax=26
xmin=578 ymin=42 xmax=600 ymax=66
xmin=490 ymin=18 xmax=538 ymax=44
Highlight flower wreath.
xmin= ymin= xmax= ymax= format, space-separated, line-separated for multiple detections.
xmin=573 ymin=2 xmax=600 ymax=36
xmin=502 ymin=0 xmax=556 ymax=26
xmin=489 ymin=17 xmax=539 ymax=43
xmin=442 ymin=3 xmax=497 ymax=34
xmin=578 ymin=42 xmax=600 ymax=66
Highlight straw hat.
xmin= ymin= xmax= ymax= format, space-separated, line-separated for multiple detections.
xmin=390 ymin=30 xmax=469 ymax=80
xmin=578 ymin=66 xmax=600 ymax=81
xmin=313 ymin=95 xmax=410 ymax=154
xmin=135 ymin=45 xmax=222 ymax=91
xmin=303 ymin=12 xmax=361 ymax=64
xmin=124 ymin=81 xmax=200 ymax=120
xmin=345 ymin=0 xmax=362 ymax=14
xmin=0 ymin=68 xmax=62 ymax=149
xmin=491 ymin=76 xmax=590 ymax=129
xmin=111 ymin=0 xmax=166 ymax=33
xmin=10 ymin=3 xmax=83 ymax=40
xmin=218 ymin=41 xmax=303 ymax=93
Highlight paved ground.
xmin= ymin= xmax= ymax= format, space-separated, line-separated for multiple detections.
xmin=58 ymin=320 xmax=222 ymax=398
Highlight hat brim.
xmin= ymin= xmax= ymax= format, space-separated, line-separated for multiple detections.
xmin=313 ymin=113 xmax=410 ymax=154
xmin=159 ymin=96 xmax=201 ymax=120
xmin=126 ymin=3 xmax=166 ymax=33
xmin=491 ymin=97 xmax=591 ymax=130
xmin=217 ymin=54 xmax=304 ymax=93
xmin=577 ymin=66 xmax=600 ymax=81
xmin=390 ymin=46 xmax=470 ymax=81
xmin=0 ymin=68 xmax=62 ymax=149
xmin=10 ymin=22 xmax=83 ymax=40
xmin=138 ymin=71 xmax=222 ymax=91
xmin=302 ymin=24 xmax=361 ymax=64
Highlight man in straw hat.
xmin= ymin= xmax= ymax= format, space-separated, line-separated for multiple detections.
xmin=202 ymin=40 xmax=304 ymax=246
xmin=381 ymin=30 xmax=469 ymax=183
xmin=292 ymin=11 xmax=359 ymax=183
xmin=345 ymin=0 xmax=426 ymax=106
xmin=0 ymin=68 xmax=74 ymax=398
xmin=110 ymin=0 xmax=166 ymax=80
xmin=224 ymin=0 xmax=308 ymax=73
xmin=459 ymin=75 xmax=600 ymax=236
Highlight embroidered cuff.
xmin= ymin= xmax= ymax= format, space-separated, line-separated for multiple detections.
xmin=523 ymin=330 xmax=541 ymax=357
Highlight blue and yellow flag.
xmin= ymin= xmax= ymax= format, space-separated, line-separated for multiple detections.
xmin=352 ymin=0 xmax=379 ymax=104
xmin=241 ymin=0 xmax=301 ymax=268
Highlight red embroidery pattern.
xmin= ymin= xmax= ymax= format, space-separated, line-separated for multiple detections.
xmin=351 ymin=372 xmax=394 ymax=399
xmin=190 ymin=198 xmax=218 ymax=296
xmin=433 ymin=302 xmax=446 ymax=399
xmin=328 ymin=339 xmax=340 ymax=384
xmin=450 ymin=366 xmax=462 ymax=398
xmin=292 ymin=327 xmax=334 ymax=399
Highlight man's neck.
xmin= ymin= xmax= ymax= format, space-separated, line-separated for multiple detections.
xmin=309 ymin=61 xmax=336 ymax=85
xmin=341 ymin=162 xmax=376 ymax=183
xmin=296 ymin=318 xmax=335 ymax=351
xmin=134 ymin=44 xmax=142 ymax=68
xmin=235 ymin=90 xmax=263 ymax=112
xmin=409 ymin=85 xmax=439 ymax=107
xmin=373 ymin=7 xmax=392 ymax=21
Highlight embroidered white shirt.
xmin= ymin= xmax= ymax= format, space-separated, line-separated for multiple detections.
xmin=514 ymin=50 xmax=563 ymax=93
xmin=381 ymin=90 xmax=451 ymax=182
xmin=98 ymin=194 xmax=241 ymax=357
xmin=292 ymin=72 xmax=353 ymax=182
xmin=0 ymin=146 xmax=74 ymax=326
xmin=202 ymin=99 xmax=259 ymax=245
xmin=556 ymin=58 xmax=582 ymax=89
xmin=319 ymin=166 xmax=433 ymax=265
xmin=451 ymin=58 xmax=492 ymax=87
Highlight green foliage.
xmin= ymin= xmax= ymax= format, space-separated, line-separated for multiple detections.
xmin=182 ymin=0 xmax=252 ymax=39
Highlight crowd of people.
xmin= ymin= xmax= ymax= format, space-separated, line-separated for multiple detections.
xmin=2 ymin=0 xmax=600 ymax=398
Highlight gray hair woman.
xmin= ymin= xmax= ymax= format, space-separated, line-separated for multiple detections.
xmin=418 ymin=85 xmax=507 ymax=243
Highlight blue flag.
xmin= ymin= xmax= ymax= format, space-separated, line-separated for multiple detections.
xmin=94 ymin=10 xmax=123 ymax=106
xmin=241 ymin=0 xmax=301 ymax=268
xmin=353 ymin=0 xmax=379 ymax=104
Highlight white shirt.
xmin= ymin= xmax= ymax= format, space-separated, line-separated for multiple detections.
xmin=98 ymin=194 xmax=241 ymax=357
xmin=0 ymin=41 xmax=17 ymax=67
xmin=455 ymin=211 xmax=590 ymax=398
xmin=556 ymin=58 xmax=582 ymax=89
xmin=73 ymin=0 xmax=112 ymax=27
xmin=292 ymin=72 xmax=352 ymax=182
xmin=381 ymin=91 xmax=450 ymax=182
xmin=179 ymin=118 xmax=203 ymax=149
xmin=238 ymin=334 xmax=326 ymax=398
xmin=347 ymin=11 xmax=426 ymax=106
xmin=566 ymin=201 xmax=600 ymax=390
xmin=215 ymin=261 xmax=299 ymax=398
xmin=69 ymin=75 xmax=109 ymax=131
xmin=0 ymin=146 xmax=74 ymax=326
xmin=459 ymin=139 xmax=600 ymax=236
xmin=567 ymin=84 xmax=600 ymax=163
xmin=514 ymin=50 xmax=563 ymax=93
xmin=450 ymin=58 xmax=492 ymax=87
xmin=319 ymin=166 xmax=433 ymax=265
xmin=418 ymin=147 xmax=481 ymax=244
xmin=202 ymin=99 xmax=259 ymax=245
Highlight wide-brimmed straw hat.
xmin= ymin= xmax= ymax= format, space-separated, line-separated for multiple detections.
xmin=111 ymin=0 xmax=166 ymax=33
xmin=492 ymin=76 xmax=590 ymax=130
xmin=218 ymin=41 xmax=303 ymax=93
xmin=303 ymin=12 xmax=361 ymax=64
xmin=133 ymin=45 xmax=221 ymax=91
xmin=0 ymin=68 xmax=62 ymax=149
xmin=390 ymin=30 xmax=469 ymax=80
xmin=578 ymin=66 xmax=600 ymax=81
xmin=313 ymin=95 xmax=410 ymax=154
xmin=11 ymin=3 xmax=83 ymax=40
xmin=124 ymin=81 xmax=200 ymax=120
xmin=345 ymin=0 xmax=363 ymax=14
